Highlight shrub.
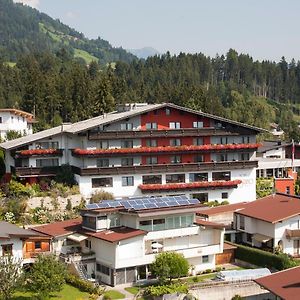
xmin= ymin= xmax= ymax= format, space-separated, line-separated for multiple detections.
xmin=144 ymin=283 xmax=188 ymax=297
xmin=55 ymin=164 xmax=77 ymax=186
xmin=66 ymin=198 xmax=72 ymax=211
xmin=192 ymin=276 xmax=200 ymax=283
xmin=6 ymin=180 xmax=31 ymax=198
xmin=235 ymin=243 xmax=299 ymax=270
xmin=65 ymin=274 xmax=105 ymax=295
xmin=90 ymin=190 xmax=114 ymax=203
xmin=231 ymin=295 xmax=242 ymax=300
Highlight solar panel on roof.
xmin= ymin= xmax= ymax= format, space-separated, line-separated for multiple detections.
xmin=86 ymin=203 xmax=98 ymax=209
xmin=189 ymin=199 xmax=200 ymax=204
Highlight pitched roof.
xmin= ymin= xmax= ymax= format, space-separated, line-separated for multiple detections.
xmin=0 ymin=102 xmax=265 ymax=150
xmin=82 ymin=227 xmax=146 ymax=243
xmin=0 ymin=108 xmax=34 ymax=118
xmin=194 ymin=218 xmax=225 ymax=229
xmin=31 ymin=218 xmax=82 ymax=238
xmin=255 ymin=266 xmax=300 ymax=300
xmin=0 ymin=221 xmax=39 ymax=239
xmin=235 ymin=193 xmax=300 ymax=223
xmin=197 ymin=202 xmax=249 ymax=217
xmin=257 ymin=140 xmax=289 ymax=153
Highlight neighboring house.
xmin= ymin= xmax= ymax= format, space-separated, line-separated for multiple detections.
xmin=196 ymin=202 xmax=249 ymax=242
xmin=0 ymin=109 xmax=35 ymax=140
xmin=0 ymin=103 xmax=263 ymax=203
xmin=0 ymin=221 xmax=51 ymax=264
xmin=234 ymin=193 xmax=300 ymax=257
xmin=31 ymin=196 xmax=225 ymax=286
xmin=269 ymin=123 xmax=284 ymax=137
xmin=255 ymin=266 xmax=300 ymax=300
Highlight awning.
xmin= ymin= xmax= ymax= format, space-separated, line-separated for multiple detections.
xmin=67 ymin=233 xmax=88 ymax=243
xmin=252 ymin=233 xmax=272 ymax=243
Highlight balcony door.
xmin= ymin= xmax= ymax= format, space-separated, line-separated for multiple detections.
xmin=293 ymin=240 xmax=300 ymax=256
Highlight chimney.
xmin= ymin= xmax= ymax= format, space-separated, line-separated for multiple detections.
xmin=61 ymin=123 xmax=72 ymax=132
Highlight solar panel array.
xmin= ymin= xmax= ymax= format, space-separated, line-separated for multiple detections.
xmin=86 ymin=195 xmax=200 ymax=211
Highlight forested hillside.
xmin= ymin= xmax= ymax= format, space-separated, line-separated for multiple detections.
xmin=0 ymin=0 xmax=136 ymax=64
xmin=0 ymin=49 xmax=300 ymax=140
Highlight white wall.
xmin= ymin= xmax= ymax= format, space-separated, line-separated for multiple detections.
xmin=0 ymin=238 xmax=23 ymax=260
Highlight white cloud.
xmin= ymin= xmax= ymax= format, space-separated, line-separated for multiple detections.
xmin=13 ymin=0 xmax=40 ymax=8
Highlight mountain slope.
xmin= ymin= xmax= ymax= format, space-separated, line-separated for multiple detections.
xmin=0 ymin=0 xmax=136 ymax=64
xmin=128 ymin=47 xmax=161 ymax=59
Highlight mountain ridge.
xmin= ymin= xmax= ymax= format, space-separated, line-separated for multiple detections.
xmin=0 ymin=0 xmax=137 ymax=64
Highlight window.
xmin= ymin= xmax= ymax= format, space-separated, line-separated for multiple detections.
xmin=202 ymin=255 xmax=209 ymax=263
xmin=83 ymin=216 xmax=96 ymax=229
xmin=216 ymin=154 xmax=228 ymax=162
xmin=169 ymin=122 xmax=181 ymax=129
xmin=121 ymin=157 xmax=134 ymax=166
xmin=146 ymin=139 xmax=157 ymax=147
xmin=192 ymin=193 xmax=208 ymax=202
xmin=110 ymin=215 xmax=120 ymax=227
xmin=121 ymin=140 xmax=133 ymax=148
xmin=99 ymin=141 xmax=109 ymax=149
xmin=212 ymin=171 xmax=231 ymax=181
xmin=153 ymin=219 xmax=165 ymax=231
xmin=286 ymin=186 xmax=291 ymax=195
xmin=96 ymin=263 xmax=110 ymax=276
xmin=170 ymin=139 xmax=181 ymax=146
xmin=85 ymin=240 xmax=91 ymax=249
xmin=239 ymin=215 xmax=245 ymax=230
xmin=120 ymin=123 xmax=133 ymax=131
xmin=97 ymin=158 xmax=109 ymax=168
xmin=246 ymin=233 xmax=252 ymax=243
xmin=222 ymin=192 xmax=228 ymax=199
xmin=166 ymin=174 xmax=185 ymax=183
xmin=146 ymin=156 xmax=158 ymax=165
xmin=139 ymin=220 xmax=152 ymax=231
xmin=219 ymin=137 xmax=228 ymax=144
xmin=193 ymin=138 xmax=203 ymax=146
xmin=35 ymin=241 xmax=41 ymax=249
xmin=193 ymin=121 xmax=203 ymax=128
xmin=142 ymin=175 xmax=162 ymax=185
xmin=0 ymin=117 xmax=2 ymax=123
xmin=170 ymin=155 xmax=181 ymax=164
xmin=189 ymin=173 xmax=208 ymax=182
xmin=2 ymin=244 xmax=12 ymax=256
xmin=240 ymin=153 xmax=250 ymax=160
xmin=122 ymin=176 xmax=134 ymax=186
xmin=166 ymin=108 xmax=171 ymax=115
xmin=194 ymin=155 xmax=204 ymax=163
xmin=92 ymin=177 xmax=113 ymax=188
xmin=36 ymin=141 xmax=59 ymax=149
xmin=242 ymin=136 xmax=250 ymax=143
xmin=36 ymin=158 xmax=59 ymax=167
xmin=146 ymin=123 xmax=157 ymax=130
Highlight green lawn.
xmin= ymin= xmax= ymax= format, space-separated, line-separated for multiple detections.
xmin=125 ymin=286 xmax=140 ymax=295
xmin=103 ymin=290 xmax=125 ymax=299
xmin=13 ymin=284 xmax=89 ymax=300
xmin=74 ymin=48 xmax=99 ymax=64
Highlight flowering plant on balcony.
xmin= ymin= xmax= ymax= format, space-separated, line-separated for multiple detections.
xmin=72 ymin=143 xmax=261 ymax=156
xmin=17 ymin=149 xmax=62 ymax=157
xmin=139 ymin=180 xmax=242 ymax=191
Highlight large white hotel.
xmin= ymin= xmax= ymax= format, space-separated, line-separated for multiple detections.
xmin=0 ymin=103 xmax=262 ymax=203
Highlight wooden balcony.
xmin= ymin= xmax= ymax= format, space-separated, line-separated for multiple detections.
xmin=11 ymin=166 xmax=60 ymax=177
xmin=72 ymin=160 xmax=258 ymax=176
xmin=88 ymin=128 xmax=240 ymax=140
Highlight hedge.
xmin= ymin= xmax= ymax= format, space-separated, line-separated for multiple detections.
xmin=234 ymin=243 xmax=299 ymax=270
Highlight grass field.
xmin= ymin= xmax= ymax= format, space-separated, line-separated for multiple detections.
xmin=125 ymin=286 xmax=140 ymax=295
xmin=74 ymin=48 xmax=99 ymax=64
xmin=13 ymin=284 xmax=89 ymax=300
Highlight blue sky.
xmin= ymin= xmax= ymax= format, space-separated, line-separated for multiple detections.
xmin=14 ymin=0 xmax=300 ymax=62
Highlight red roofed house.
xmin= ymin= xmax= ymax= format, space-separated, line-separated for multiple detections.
xmin=31 ymin=196 xmax=225 ymax=286
xmin=255 ymin=266 xmax=300 ymax=300
xmin=234 ymin=193 xmax=300 ymax=256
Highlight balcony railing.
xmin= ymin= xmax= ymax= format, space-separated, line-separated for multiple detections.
xmin=23 ymin=251 xmax=52 ymax=259
xmin=72 ymin=160 xmax=258 ymax=176
xmin=88 ymin=128 xmax=240 ymax=140
xmin=139 ymin=180 xmax=242 ymax=192
xmin=72 ymin=143 xmax=260 ymax=157
xmin=15 ymin=149 xmax=63 ymax=158
xmin=11 ymin=166 xmax=60 ymax=177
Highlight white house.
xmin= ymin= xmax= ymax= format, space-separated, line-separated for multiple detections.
xmin=0 ymin=103 xmax=263 ymax=203
xmin=0 ymin=109 xmax=35 ymax=140
xmin=0 ymin=221 xmax=50 ymax=264
xmin=234 ymin=193 xmax=300 ymax=257
xmin=32 ymin=196 xmax=225 ymax=286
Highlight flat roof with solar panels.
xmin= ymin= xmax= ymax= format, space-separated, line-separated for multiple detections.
xmin=83 ymin=195 xmax=203 ymax=214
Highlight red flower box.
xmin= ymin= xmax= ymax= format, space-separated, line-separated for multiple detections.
xmin=72 ymin=143 xmax=261 ymax=156
xmin=139 ymin=180 xmax=242 ymax=191
xmin=17 ymin=149 xmax=62 ymax=157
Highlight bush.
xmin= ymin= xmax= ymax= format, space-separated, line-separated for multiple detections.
xmin=66 ymin=198 xmax=72 ymax=211
xmin=90 ymin=190 xmax=114 ymax=203
xmin=235 ymin=243 xmax=299 ymax=270
xmin=65 ymin=274 xmax=105 ymax=295
xmin=6 ymin=180 xmax=31 ymax=198
xmin=144 ymin=283 xmax=188 ymax=297
xmin=55 ymin=164 xmax=77 ymax=186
